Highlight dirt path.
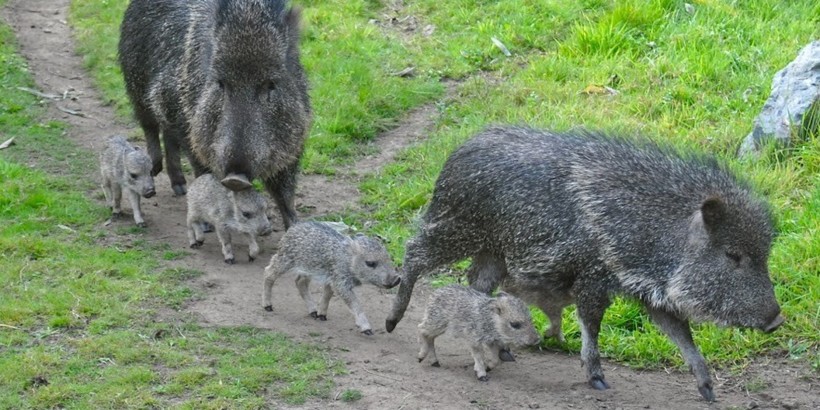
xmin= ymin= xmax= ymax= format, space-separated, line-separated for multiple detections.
xmin=3 ymin=1 xmax=818 ymax=409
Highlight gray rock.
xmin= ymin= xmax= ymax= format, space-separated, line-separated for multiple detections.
xmin=739 ymin=41 xmax=820 ymax=156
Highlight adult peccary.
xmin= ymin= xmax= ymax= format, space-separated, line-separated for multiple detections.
xmin=119 ymin=0 xmax=310 ymax=229
xmin=187 ymin=174 xmax=273 ymax=264
xmin=99 ymin=135 xmax=156 ymax=227
xmin=262 ymin=222 xmax=401 ymax=335
xmin=417 ymin=285 xmax=540 ymax=381
xmin=386 ymin=126 xmax=785 ymax=401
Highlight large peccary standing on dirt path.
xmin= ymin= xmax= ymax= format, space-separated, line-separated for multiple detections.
xmin=386 ymin=126 xmax=785 ymax=402
xmin=119 ymin=0 xmax=311 ymax=229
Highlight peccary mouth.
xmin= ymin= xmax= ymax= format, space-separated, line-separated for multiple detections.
xmin=221 ymin=173 xmax=253 ymax=191
xmin=762 ymin=314 xmax=785 ymax=333
xmin=143 ymin=190 xmax=156 ymax=198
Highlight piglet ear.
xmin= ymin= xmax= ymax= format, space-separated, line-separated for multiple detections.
xmin=284 ymin=6 xmax=302 ymax=51
xmin=496 ymin=291 xmax=508 ymax=298
xmin=700 ymin=196 xmax=725 ymax=232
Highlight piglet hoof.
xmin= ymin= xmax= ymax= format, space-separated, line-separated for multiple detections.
xmin=431 ymin=361 xmax=440 ymax=368
xmin=317 ymin=314 xmax=327 ymax=321
xmin=498 ymin=349 xmax=515 ymax=362
xmin=589 ymin=377 xmax=610 ymax=391
xmin=309 ymin=311 xmax=319 ymax=319
xmin=698 ymin=383 xmax=715 ymax=402
xmin=172 ymin=184 xmax=187 ymax=196
xmin=136 ymin=222 xmax=148 ymax=228
xmin=264 ymin=305 xmax=273 ymax=312
xmin=417 ymin=358 xmax=423 ymax=363
xmin=361 ymin=329 xmax=374 ymax=336
xmin=248 ymin=256 xmax=255 ymax=263
xmin=190 ymin=241 xmax=204 ymax=249
xmin=112 ymin=212 xmax=123 ymax=220
xmin=224 ymin=258 xmax=235 ymax=265
xmin=477 ymin=375 xmax=489 ymax=382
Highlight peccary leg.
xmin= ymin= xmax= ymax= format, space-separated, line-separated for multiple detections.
xmin=162 ymin=127 xmax=187 ymax=196
xmin=111 ymin=183 xmax=123 ymax=218
xmin=294 ymin=275 xmax=318 ymax=317
xmin=333 ymin=285 xmax=372 ymax=335
xmin=264 ymin=164 xmax=299 ymax=230
xmin=417 ymin=322 xmax=444 ymax=366
xmin=262 ymin=255 xmax=290 ymax=311
xmin=187 ymin=216 xmax=204 ymax=248
xmin=647 ymin=307 xmax=714 ymax=402
xmin=125 ymin=189 xmax=146 ymax=228
xmin=576 ymin=291 xmax=611 ymax=391
xmin=136 ymin=112 xmax=163 ymax=177
xmin=470 ymin=344 xmax=490 ymax=381
xmin=101 ymin=179 xmax=114 ymax=211
xmin=387 ymin=234 xmax=461 ymax=332
xmin=465 ymin=252 xmax=507 ymax=294
xmin=247 ymin=233 xmax=260 ymax=262
xmin=317 ymin=283 xmax=333 ymax=321
xmin=215 ymin=226 xmax=235 ymax=264
xmin=540 ymin=300 xmax=567 ymax=343
xmin=484 ymin=342 xmax=502 ymax=370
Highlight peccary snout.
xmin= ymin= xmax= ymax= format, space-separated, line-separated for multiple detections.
xmin=763 ymin=312 xmax=785 ymax=333
xmin=387 ymin=276 xmax=401 ymax=289
xmin=143 ymin=187 xmax=156 ymax=198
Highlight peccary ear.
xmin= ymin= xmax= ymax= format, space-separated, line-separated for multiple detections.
xmin=283 ymin=6 xmax=302 ymax=50
xmin=700 ymin=196 xmax=725 ymax=231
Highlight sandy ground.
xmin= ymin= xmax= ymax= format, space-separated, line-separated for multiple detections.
xmin=2 ymin=1 xmax=817 ymax=409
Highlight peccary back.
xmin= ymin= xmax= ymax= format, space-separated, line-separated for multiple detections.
xmin=119 ymin=0 xmax=310 ymax=229
xmin=387 ymin=126 xmax=784 ymax=401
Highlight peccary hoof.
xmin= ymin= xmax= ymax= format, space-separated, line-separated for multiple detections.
xmin=477 ymin=375 xmax=489 ymax=382
xmin=417 ymin=358 xmax=423 ymax=363
xmin=317 ymin=314 xmax=327 ymax=321
xmin=385 ymin=319 xmax=397 ymax=333
xmin=698 ymin=384 xmax=715 ymax=402
xmin=136 ymin=222 xmax=148 ymax=228
xmin=431 ymin=361 xmax=440 ymax=367
xmin=221 ymin=174 xmax=252 ymax=191
xmin=498 ymin=349 xmax=515 ymax=362
xmin=264 ymin=305 xmax=273 ymax=312
xmin=172 ymin=184 xmax=187 ymax=196
xmin=248 ymin=256 xmax=255 ymax=263
xmin=589 ymin=377 xmax=610 ymax=391
xmin=190 ymin=240 xmax=204 ymax=249
xmin=309 ymin=311 xmax=318 ymax=319
xmin=362 ymin=329 xmax=374 ymax=336
xmin=111 ymin=212 xmax=123 ymax=220
xmin=225 ymin=258 xmax=235 ymax=265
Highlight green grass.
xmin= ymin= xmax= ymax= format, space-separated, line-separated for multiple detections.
xmin=56 ymin=0 xmax=820 ymax=381
xmin=0 ymin=9 xmax=341 ymax=408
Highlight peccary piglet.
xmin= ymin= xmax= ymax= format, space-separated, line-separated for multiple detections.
xmin=99 ymin=135 xmax=156 ymax=227
xmin=387 ymin=126 xmax=785 ymax=401
xmin=262 ymin=222 xmax=401 ymax=335
xmin=119 ymin=0 xmax=311 ymax=230
xmin=417 ymin=285 xmax=540 ymax=381
xmin=186 ymin=174 xmax=273 ymax=264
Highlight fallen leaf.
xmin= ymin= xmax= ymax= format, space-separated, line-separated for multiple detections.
xmin=0 ymin=137 xmax=15 ymax=150
xmin=491 ymin=37 xmax=511 ymax=57
xmin=580 ymin=84 xmax=619 ymax=96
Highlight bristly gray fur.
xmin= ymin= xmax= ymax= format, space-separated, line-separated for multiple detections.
xmin=417 ymin=285 xmax=540 ymax=381
xmin=263 ymin=222 xmax=401 ymax=335
xmin=119 ymin=0 xmax=310 ymax=229
xmin=99 ymin=135 xmax=155 ymax=227
xmin=387 ymin=126 xmax=783 ymax=401
xmin=186 ymin=174 xmax=273 ymax=264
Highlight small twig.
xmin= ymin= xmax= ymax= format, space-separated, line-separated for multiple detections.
xmin=56 ymin=106 xmax=87 ymax=117
xmin=175 ymin=325 xmax=187 ymax=339
xmin=0 ymin=137 xmax=14 ymax=150
xmin=0 ymin=324 xmax=21 ymax=330
xmin=361 ymin=367 xmax=402 ymax=382
xmin=396 ymin=393 xmax=413 ymax=410
xmin=16 ymin=86 xmax=59 ymax=100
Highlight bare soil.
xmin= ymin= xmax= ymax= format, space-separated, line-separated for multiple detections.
xmin=3 ymin=1 xmax=818 ymax=409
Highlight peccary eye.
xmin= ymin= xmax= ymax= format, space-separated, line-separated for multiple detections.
xmin=725 ymin=251 xmax=742 ymax=265
xmin=217 ymin=80 xmax=225 ymax=90
xmin=265 ymin=81 xmax=276 ymax=102
xmin=365 ymin=261 xmax=378 ymax=268
xmin=129 ymin=173 xmax=138 ymax=179
xmin=510 ymin=322 xmax=522 ymax=329
xmin=241 ymin=212 xmax=252 ymax=219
